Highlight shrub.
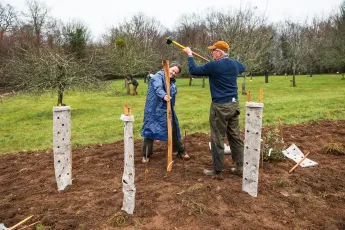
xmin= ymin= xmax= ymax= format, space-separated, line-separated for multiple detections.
xmin=262 ymin=127 xmax=285 ymax=162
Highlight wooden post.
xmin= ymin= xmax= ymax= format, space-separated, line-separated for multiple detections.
xmin=247 ymin=90 xmax=251 ymax=102
xmin=121 ymin=106 xmax=136 ymax=214
xmin=162 ymin=60 xmax=173 ymax=172
xmin=259 ymin=88 xmax=263 ymax=103
xmin=277 ymin=117 xmax=284 ymax=137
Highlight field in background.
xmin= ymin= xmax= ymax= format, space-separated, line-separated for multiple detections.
xmin=0 ymin=74 xmax=344 ymax=154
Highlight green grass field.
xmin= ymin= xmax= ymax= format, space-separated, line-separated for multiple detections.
xmin=1 ymin=74 xmax=344 ymax=155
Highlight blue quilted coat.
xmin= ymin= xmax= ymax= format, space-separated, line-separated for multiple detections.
xmin=141 ymin=70 xmax=181 ymax=141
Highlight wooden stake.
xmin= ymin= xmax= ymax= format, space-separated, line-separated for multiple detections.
xmin=144 ymin=145 xmax=149 ymax=206
xmin=247 ymin=90 xmax=251 ymax=102
xmin=162 ymin=60 xmax=173 ymax=172
xmin=289 ymin=152 xmax=310 ymax=173
xmin=261 ymin=138 xmax=265 ymax=168
xmin=259 ymin=88 xmax=263 ymax=103
xmin=277 ymin=117 xmax=284 ymax=137
xmin=8 ymin=215 xmax=34 ymax=230
xmin=18 ymin=221 xmax=40 ymax=230
xmin=183 ymin=130 xmax=186 ymax=168
xmin=124 ymin=105 xmax=128 ymax=116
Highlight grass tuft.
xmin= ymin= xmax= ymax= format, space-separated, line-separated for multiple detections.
xmin=106 ymin=211 xmax=128 ymax=227
xmin=322 ymin=143 xmax=345 ymax=155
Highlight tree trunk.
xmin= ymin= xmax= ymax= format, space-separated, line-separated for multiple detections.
xmin=35 ymin=30 xmax=41 ymax=53
xmin=202 ymin=76 xmax=205 ymax=88
xmin=58 ymin=86 xmax=63 ymax=106
xmin=242 ymin=75 xmax=247 ymax=95
xmin=125 ymin=79 xmax=130 ymax=94
xmin=0 ymin=30 xmax=4 ymax=42
xmin=264 ymin=71 xmax=268 ymax=83
xmin=189 ymin=76 xmax=193 ymax=86
xmin=292 ymin=69 xmax=296 ymax=87
xmin=57 ymin=66 xmax=65 ymax=106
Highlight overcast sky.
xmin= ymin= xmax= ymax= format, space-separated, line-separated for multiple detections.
xmin=4 ymin=0 xmax=343 ymax=39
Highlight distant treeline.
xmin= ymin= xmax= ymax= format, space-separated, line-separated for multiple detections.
xmin=0 ymin=0 xmax=344 ymax=94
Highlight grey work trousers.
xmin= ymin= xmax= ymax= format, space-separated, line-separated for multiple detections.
xmin=142 ymin=120 xmax=184 ymax=158
xmin=209 ymin=101 xmax=244 ymax=172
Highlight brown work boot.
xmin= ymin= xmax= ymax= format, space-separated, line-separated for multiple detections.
xmin=203 ymin=169 xmax=222 ymax=176
xmin=203 ymin=169 xmax=223 ymax=180
xmin=230 ymin=166 xmax=243 ymax=177
xmin=177 ymin=152 xmax=190 ymax=160
xmin=142 ymin=156 xmax=150 ymax=163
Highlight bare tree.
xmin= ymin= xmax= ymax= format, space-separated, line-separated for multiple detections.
xmin=273 ymin=20 xmax=308 ymax=86
xmin=175 ymin=12 xmax=210 ymax=54
xmin=45 ymin=18 xmax=64 ymax=49
xmin=3 ymin=46 xmax=103 ymax=104
xmin=300 ymin=18 xmax=326 ymax=77
xmin=204 ymin=7 xmax=273 ymax=74
xmin=0 ymin=3 xmax=17 ymax=42
xmin=174 ymin=12 xmax=211 ymax=76
xmin=103 ymin=13 xmax=165 ymax=76
xmin=23 ymin=0 xmax=49 ymax=50
xmin=330 ymin=1 xmax=345 ymax=74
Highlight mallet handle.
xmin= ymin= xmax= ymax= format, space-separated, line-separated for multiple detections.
xmin=171 ymin=41 xmax=210 ymax=62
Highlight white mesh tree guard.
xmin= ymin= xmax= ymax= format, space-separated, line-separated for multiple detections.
xmin=53 ymin=106 xmax=72 ymax=191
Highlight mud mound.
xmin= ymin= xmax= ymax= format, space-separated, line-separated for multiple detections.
xmin=1 ymin=119 xmax=345 ymax=230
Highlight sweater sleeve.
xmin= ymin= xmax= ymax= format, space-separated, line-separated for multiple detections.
xmin=237 ymin=61 xmax=246 ymax=74
xmin=187 ymin=56 xmax=211 ymax=76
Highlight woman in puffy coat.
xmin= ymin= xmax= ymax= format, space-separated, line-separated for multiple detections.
xmin=141 ymin=62 xmax=190 ymax=163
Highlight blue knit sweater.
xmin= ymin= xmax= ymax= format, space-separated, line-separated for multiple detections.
xmin=187 ymin=56 xmax=246 ymax=103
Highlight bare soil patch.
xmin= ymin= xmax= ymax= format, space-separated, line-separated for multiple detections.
xmin=1 ymin=119 xmax=345 ymax=230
